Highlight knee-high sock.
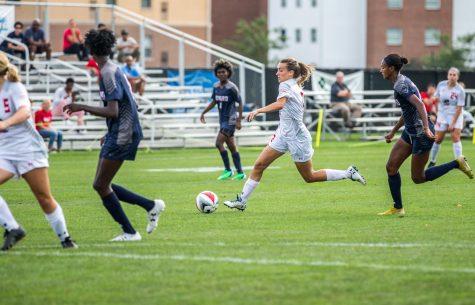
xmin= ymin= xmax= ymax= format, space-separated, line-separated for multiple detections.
xmin=220 ymin=150 xmax=231 ymax=171
xmin=231 ymin=152 xmax=243 ymax=173
xmin=112 ymin=184 xmax=154 ymax=211
xmin=388 ymin=173 xmax=402 ymax=209
xmin=102 ymin=192 xmax=136 ymax=234
xmin=0 ymin=195 xmax=19 ymax=231
xmin=325 ymin=169 xmax=348 ymax=181
xmin=453 ymin=141 xmax=462 ymax=158
xmin=241 ymin=179 xmax=259 ymax=202
xmin=430 ymin=143 xmax=440 ymax=163
xmin=425 ymin=160 xmax=459 ymax=181
xmin=44 ymin=204 xmax=70 ymax=242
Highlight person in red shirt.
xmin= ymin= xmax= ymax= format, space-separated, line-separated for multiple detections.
xmin=63 ymin=19 xmax=88 ymax=61
xmin=35 ymin=100 xmax=62 ymax=152
xmin=86 ymin=56 xmax=100 ymax=77
xmin=420 ymin=83 xmax=437 ymax=123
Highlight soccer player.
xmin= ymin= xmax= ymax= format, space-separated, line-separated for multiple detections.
xmin=223 ymin=58 xmax=366 ymax=211
xmin=200 ymin=59 xmax=245 ymax=181
xmin=63 ymin=29 xmax=165 ymax=241
xmin=0 ymin=53 xmax=76 ymax=250
xmin=428 ymin=67 xmax=466 ymax=168
xmin=379 ymin=54 xmax=473 ymax=217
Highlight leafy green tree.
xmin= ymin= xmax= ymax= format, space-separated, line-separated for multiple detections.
xmin=422 ymin=33 xmax=475 ymax=70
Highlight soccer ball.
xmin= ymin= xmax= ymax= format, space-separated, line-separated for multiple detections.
xmin=195 ymin=191 xmax=218 ymax=213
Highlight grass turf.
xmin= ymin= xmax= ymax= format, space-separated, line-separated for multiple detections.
xmin=0 ymin=141 xmax=474 ymax=305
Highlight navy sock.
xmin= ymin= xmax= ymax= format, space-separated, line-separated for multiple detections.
xmin=220 ymin=150 xmax=231 ymax=171
xmin=101 ymin=192 xmax=136 ymax=234
xmin=112 ymin=184 xmax=155 ymax=212
xmin=231 ymin=152 xmax=243 ymax=174
xmin=424 ymin=160 xmax=459 ymax=181
xmin=388 ymin=172 xmax=403 ymax=209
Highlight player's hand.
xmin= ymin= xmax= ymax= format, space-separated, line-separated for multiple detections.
xmin=424 ymin=127 xmax=435 ymax=140
xmin=385 ymin=131 xmax=395 ymax=143
xmin=0 ymin=121 xmax=8 ymax=132
xmin=247 ymin=110 xmax=259 ymax=122
xmin=63 ymin=103 xmax=83 ymax=115
xmin=448 ymin=124 xmax=454 ymax=132
xmin=236 ymin=120 xmax=242 ymax=130
xmin=200 ymin=114 xmax=206 ymax=124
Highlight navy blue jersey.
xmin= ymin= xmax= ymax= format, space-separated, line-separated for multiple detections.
xmin=99 ymin=60 xmax=143 ymax=145
xmin=211 ymin=81 xmax=242 ymax=126
xmin=393 ymin=74 xmax=424 ymax=135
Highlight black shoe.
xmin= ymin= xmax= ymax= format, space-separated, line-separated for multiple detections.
xmin=1 ymin=227 xmax=26 ymax=251
xmin=427 ymin=161 xmax=436 ymax=168
xmin=61 ymin=237 xmax=78 ymax=249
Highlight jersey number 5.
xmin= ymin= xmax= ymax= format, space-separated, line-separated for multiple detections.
xmin=3 ymin=98 xmax=10 ymax=113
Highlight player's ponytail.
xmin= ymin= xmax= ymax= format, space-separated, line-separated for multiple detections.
xmin=6 ymin=64 xmax=20 ymax=82
xmin=280 ymin=57 xmax=314 ymax=87
xmin=0 ymin=53 xmax=20 ymax=82
xmin=383 ymin=54 xmax=408 ymax=72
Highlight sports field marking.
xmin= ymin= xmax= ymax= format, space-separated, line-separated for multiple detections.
xmin=145 ymin=166 xmax=280 ymax=173
xmin=6 ymin=251 xmax=475 ymax=274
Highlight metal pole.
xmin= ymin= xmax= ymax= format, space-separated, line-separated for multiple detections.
xmin=260 ymin=66 xmax=266 ymax=121
xmin=43 ymin=5 xmax=49 ymax=41
xmin=239 ymin=60 xmax=246 ymax=110
xmin=178 ymin=38 xmax=185 ymax=86
xmin=94 ymin=6 xmax=100 ymax=27
xmin=111 ymin=5 xmax=116 ymax=34
xmin=139 ymin=21 xmax=145 ymax=69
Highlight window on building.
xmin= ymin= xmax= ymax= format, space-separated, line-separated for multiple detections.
xmin=141 ymin=0 xmax=152 ymax=8
xmin=280 ymin=29 xmax=287 ymax=43
xmin=425 ymin=28 xmax=441 ymax=46
xmin=161 ymin=2 xmax=168 ymax=20
xmin=311 ymin=0 xmax=317 ymax=7
xmin=295 ymin=29 xmax=301 ymax=43
xmin=425 ymin=0 xmax=440 ymax=10
xmin=161 ymin=51 xmax=169 ymax=67
xmin=281 ymin=0 xmax=287 ymax=8
xmin=296 ymin=0 xmax=301 ymax=8
xmin=386 ymin=28 xmax=402 ymax=45
xmin=106 ymin=0 xmax=116 ymax=5
xmin=144 ymin=35 xmax=152 ymax=58
xmin=310 ymin=28 xmax=317 ymax=43
xmin=387 ymin=0 xmax=403 ymax=9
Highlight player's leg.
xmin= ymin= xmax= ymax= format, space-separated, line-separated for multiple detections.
xmin=451 ymin=128 xmax=462 ymax=159
xmin=93 ymin=158 xmax=140 ymax=240
xmin=22 ymin=167 xmax=77 ymax=248
xmin=216 ymin=131 xmax=232 ymax=180
xmin=225 ymin=135 xmax=245 ymax=180
xmin=428 ymin=123 xmax=447 ymax=167
xmin=294 ymin=160 xmax=366 ymax=184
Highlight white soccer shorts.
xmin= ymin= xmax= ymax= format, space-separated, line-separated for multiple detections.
xmin=0 ymin=158 xmax=49 ymax=179
xmin=269 ymin=128 xmax=314 ymax=163
xmin=435 ymin=114 xmax=463 ymax=132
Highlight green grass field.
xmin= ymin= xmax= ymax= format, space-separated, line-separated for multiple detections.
xmin=1 ymin=141 xmax=474 ymax=305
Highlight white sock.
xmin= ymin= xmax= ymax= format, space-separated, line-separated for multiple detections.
xmin=241 ymin=178 xmax=259 ymax=202
xmin=430 ymin=143 xmax=440 ymax=163
xmin=0 ymin=195 xmax=20 ymax=231
xmin=453 ymin=141 xmax=462 ymax=158
xmin=325 ymin=169 xmax=348 ymax=181
xmin=44 ymin=204 xmax=69 ymax=242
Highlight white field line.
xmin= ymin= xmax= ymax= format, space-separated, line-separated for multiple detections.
xmin=145 ymin=166 xmax=279 ymax=173
xmin=5 ymin=251 xmax=475 ymax=274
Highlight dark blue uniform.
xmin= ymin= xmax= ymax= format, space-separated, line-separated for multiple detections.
xmin=211 ymin=81 xmax=242 ymax=137
xmin=394 ymin=74 xmax=434 ymax=155
xmin=99 ymin=60 xmax=143 ymax=160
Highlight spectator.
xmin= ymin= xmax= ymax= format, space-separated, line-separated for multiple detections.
xmin=85 ymin=56 xmax=100 ymax=77
xmin=0 ymin=21 xmax=27 ymax=60
xmin=420 ymin=83 xmax=437 ymax=123
xmin=24 ymin=19 xmax=52 ymax=60
xmin=97 ymin=23 xmax=107 ymax=31
xmin=63 ymin=19 xmax=88 ymax=61
xmin=35 ymin=100 xmax=63 ymax=152
xmin=52 ymin=78 xmax=85 ymax=129
xmin=121 ymin=55 xmax=146 ymax=96
xmin=117 ymin=30 xmax=139 ymax=63
xmin=330 ymin=71 xmax=362 ymax=128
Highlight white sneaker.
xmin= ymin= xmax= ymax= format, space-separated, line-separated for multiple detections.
xmin=223 ymin=195 xmax=247 ymax=211
xmin=346 ymin=165 xmax=366 ymax=185
xmin=146 ymin=199 xmax=166 ymax=234
xmin=110 ymin=232 xmax=142 ymax=242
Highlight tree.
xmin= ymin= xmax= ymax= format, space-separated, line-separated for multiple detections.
xmin=222 ymin=16 xmax=284 ymax=65
xmin=422 ymin=33 xmax=475 ymax=70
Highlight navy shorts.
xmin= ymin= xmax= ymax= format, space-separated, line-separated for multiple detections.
xmin=100 ymin=138 xmax=141 ymax=161
xmin=401 ymin=123 xmax=435 ymax=155
xmin=219 ymin=124 xmax=236 ymax=137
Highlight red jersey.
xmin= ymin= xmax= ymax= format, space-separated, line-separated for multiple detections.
xmin=63 ymin=28 xmax=81 ymax=50
xmin=35 ymin=109 xmax=52 ymax=131
xmin=420 ymin=91 xmax=434 ymax=113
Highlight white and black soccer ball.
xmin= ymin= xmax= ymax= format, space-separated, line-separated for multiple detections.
xmin=195 ymin=191 xmax=218 ymax=213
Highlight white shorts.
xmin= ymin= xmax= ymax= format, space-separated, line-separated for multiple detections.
xmin=269 ymin=128 xmax=314 ymax=162
xmin=435 ymin=114 xmax=463 ymax=132
xmin=0 ymin=158 xmax=49 ymax=179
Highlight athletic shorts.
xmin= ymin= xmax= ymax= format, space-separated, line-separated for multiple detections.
xmin=0 ymin=158 xmax=49 ymax=179
xmin=269 ymin=127 xmax=314 ymax=162
xmin=401 ymin=123 xmax=435 ymax=155
xmin=435 ymin=114 xmax=463 ymax=131
xmin=100 ymin=138 xmax=141 ymax=161
xmin=219 ymin=124 xmax=236 ymax=137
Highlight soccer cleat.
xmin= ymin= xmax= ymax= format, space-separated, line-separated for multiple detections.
xmin=427 ymin=161 xmax=436 ymax=168
xmin=456 ymin=155 xmax=473 ymax=179
xmin=378 ymin=207 xmax=405 ymax=217
xmin=61 ymin=237 xmax=78 ymax=249
xmin=346 ymin=165 xmax=367 ymax=185
xmin=217 ymin=170 xmax=233 ymax=181
xmin=146 ymin=199 xmax=166 ymax=234
xmin=110 ymin=232 xmax=142 ymax=242
xmin=232 ymin=172 xmax=247 ymax=181
xmin=1 ymin=227 xmax=26 ymax=251
xmin=223 ymin=195 xmax=247 ymax=211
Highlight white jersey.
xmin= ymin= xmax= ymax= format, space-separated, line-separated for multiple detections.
xmin=0 ymin=81 xmax=47 ymax=161
xmin=276 ymin=78 xmax=306 ymax=136
xmin=435 ymin=80 xmax=465 ymax=118
xmin=52 ymin=86 xmax=73 ymax=108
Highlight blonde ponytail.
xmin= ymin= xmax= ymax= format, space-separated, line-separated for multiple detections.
xmin=279 ymin=57 xmax=314 ymax=87
xmin=6 ymin=64 xmax=20 ymax=82
xmin=0 ymin=53 xmax=21 ymax=82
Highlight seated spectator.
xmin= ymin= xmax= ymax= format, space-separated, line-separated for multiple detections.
xmin=35 ymin=100 xmax=63 ymax=152
xmin=63 ymin=19 xmax=88 ymax=61
xmin=24 ymin=19 xmax=52 ymax=60
xmin=117 ymin=30 xmax=139 ymax=63
xmin=0 ymin=21 xmax=27 ymax=60
xmin=52 ymin=78 xmax=85 ymax=129
xmin=420 ymin=83 xmax=437 ymax=123
xmin=97 ymin=23 xmax=107 ymax=31
xmin=122 ymin=56 xmax=146 ymax=95
xmin=85 ymin=56 xmax=100 ymax=77
xmin=330 ymin=71 xmax=362 ymax=128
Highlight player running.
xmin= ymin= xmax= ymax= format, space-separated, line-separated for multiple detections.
xmin=0 ymin=53 xmax=77 ymax=250
xmin=428 ymin=67 xmax=466 ymax=167
xmin=379 ymin=54 xmax=473 ymax=217
xmin=224 ymin=58 xmax=366 ymax=211
xmin=64 ymin=29 xmax=164 ymax=241
xmin=200 ymin=59 xmax=245 ymax=181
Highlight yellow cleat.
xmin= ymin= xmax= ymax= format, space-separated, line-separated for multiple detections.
xmin=456 ymin=155 xmax=473 ymax=179
xmin=378 ymin=207 xmax=405 ymax=217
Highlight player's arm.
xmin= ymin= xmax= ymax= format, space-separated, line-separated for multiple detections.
xmin=450 ymin=90 xmax=466 ymax=131
xmin=0 ymin=106 xmax=30 ymax=131
xmin=408 ymin=94 xmax=434 ymax=139
xmin=385 ymin=116 xmax=404 ymax=143
xmin=200 ymin=100 xmax=217 ymax=124
xmin=236 ymin=99 xmax=243 ymax=130
xmin=247 ymin=97 xmax=287 ymax=122
xmin=64 ymin=100 xmax=119 ymax=119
